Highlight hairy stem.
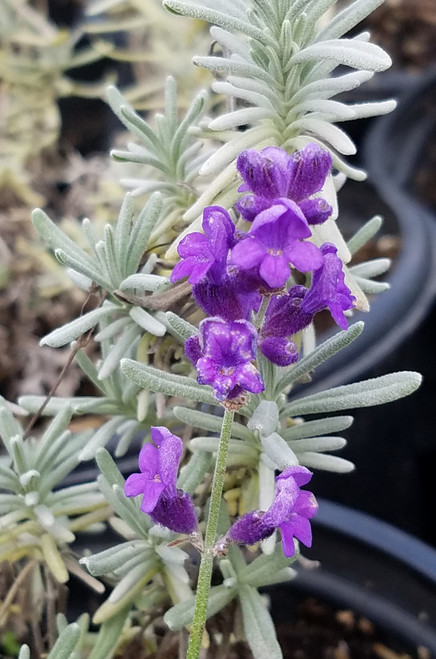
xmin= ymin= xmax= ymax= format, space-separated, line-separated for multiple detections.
xmin=186 ymin=408 xmax=235 ymax=659
xmin=254 ymin=294 xmax=270 ymax=330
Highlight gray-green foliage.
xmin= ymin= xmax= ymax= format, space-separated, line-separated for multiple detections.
xmin=163 ymin=0 xmax=394 ymax=183
xmin=0 ymin=398 xmax=105 ymax=582
xmin=5 ymin=1 xmax=424 ymax=657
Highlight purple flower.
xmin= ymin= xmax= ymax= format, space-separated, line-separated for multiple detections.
xmin=124 ymin=427 xmax=197 ymax=534
xmin=193 ymin=277 xmax=261 ymax=322
xmin=301 ymin=243 xmax=355 ymax=329
xmin=226 ymin=466 xmax=318 ymax=557
xmin=262 ymin=286 xmax=312 ymax=338
xmin=258 ymin=286 xmax=311 ymax=366
xmin=230 ymin=203 xmax=323 ymax=289
xmin=185 ymin=317 xmax=264 ymax=402
xmin=236 ymin=144 xmax=333 ymax=225
xmin=257 ymin=246 xmax=355 ymax=366
xmin=260 ymin=336 xmax=299 ymax=367
xmin=171 ymin=206 xmax=236 ymax=285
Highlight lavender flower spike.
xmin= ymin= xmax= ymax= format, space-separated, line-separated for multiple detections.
xmin=124 ymin=427 xmax=197 ymax=534
xmin=225 ymin=466 xmax=318 ymax=557
xmin=185 ymin=317 xmax=264 ymax=402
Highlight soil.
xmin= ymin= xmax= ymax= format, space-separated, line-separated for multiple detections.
xmin=276 ymin=598 xmax=431 ymax=659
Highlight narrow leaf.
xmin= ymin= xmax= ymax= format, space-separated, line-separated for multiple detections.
xmin=317 ymin=0 xmax=386 ymax=40
xmin=32 ymin=210 xmax=96 ymax=273
xmin=129 ymin=307 xmax=166 ymax=336
xmin=347 ymin=215 xmax=383 ymax=255
xmin=121 ymin=359 xmax=216 ymax=404
xmin=163 ymin=0 xmax=271 ymax=44
xmin=290 ymin=436 xmax=347 ymax=453
xmin=164 ymin=584 xmax=236 ymax=631
xmin=174 ymin=406 xmax=252 ymax=441
xmin=209 ymin=107 xmax=273 ymax=131
xmin=282 ymin=416 xmax=353 ymax=441
xmin=88 ymin=606 xmax=129 ymax=659
xmin=294 ymin=117 xmax=356 ymax=155
xmin=297 ymin=452 xmax=355 ymax=472
xmin=126 ymin=193 xmax=163 ymax=275
xmin=283 ymin=372 xmax=422 ymax=417
xmin=275 ymin=322 xmax=364 ymax=394
xmin=114 ymin=193 xmax=135 ymax=279
xmin=239 ymin=544 xmax=295 ymax=587
xmin=41 ymin=307 xmax=116 ymax=348
xmin=119 ymin=274 xmax=169 ymax=293
xmin=44 ymin=623 xmax=81 ymax=659
xmin=290 ymin=39 xmax=392 ymax=72
xmin=164 ymin=312 xmax=198 ymax=342
xmin=239 ymin=585 xmax=282 ymax=659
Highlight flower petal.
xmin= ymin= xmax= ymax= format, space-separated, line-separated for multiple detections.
xmin=235 ymin=362 xmax=265 ymax=394
xmin=284 ymin=515 xmax=313 ymax=548
xmin=259 ymin=253 xmax=290 ymax=289
xmin=227 ymin=511 xmax=273 ymax=545
xmin=279 ymin=521 xmax=298 ymax=557
xmin=157 ymin=433 xmax=183 ymax=490
xmin=124 ymin=472 xmax=147 ymax=498
xmin=140 ymin=481 xmax=166 ymax=513
xmin=138 ymin=442 xmax=159 ymax=475
xmin=287 ymin=240 xmax=323 ymax=272
xmin=278 ymin=466 xmax=313 ymax=487
xmin=230 ymin=236 xmax=266 ymax=271
xmin=236 ymin=194 xmax=272 ymax=222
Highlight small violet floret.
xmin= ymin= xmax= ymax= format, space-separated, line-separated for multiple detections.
xmin=171 ymin=206 xmax=236 ymax=286
xmin=301 ymin=243 xmax=355 ymax=330
xmin=124 ymin=426 xmax=197 ymax=535
xmin=259 ymin=245 xmax=355 ymax=366
xmin=225 ymin=466 xmax=318 ymax=557
xmin=259 ymin=286 xmax=310 ymax=366
xmin=230 ymin=201 xmax=323 ymax=289
xmin=185 ymin=317 xmax=264 ymax=402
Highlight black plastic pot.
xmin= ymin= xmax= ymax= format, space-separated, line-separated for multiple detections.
xmin=270 ymin=498 xmax=436 ymax=656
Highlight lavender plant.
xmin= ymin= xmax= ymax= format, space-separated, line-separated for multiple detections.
xmin=2 ymin=1 xmax=423 ymax=658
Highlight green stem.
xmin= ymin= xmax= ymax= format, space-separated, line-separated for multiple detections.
xmin=187 ymin=408 xmax=235 ymax=659
xmin=254 ymin=295 xmax=270 ymax=330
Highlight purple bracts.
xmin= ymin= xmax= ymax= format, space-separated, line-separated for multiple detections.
xmin=227 ymin=466 xmax=318 ymax=557
xmin=236 ymin=144 xmax=333 ymax=223
xmin=185 ymin=317 xmax=264 ymax=402
xmin=124 ymin=427 xmax=197 ymax=534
